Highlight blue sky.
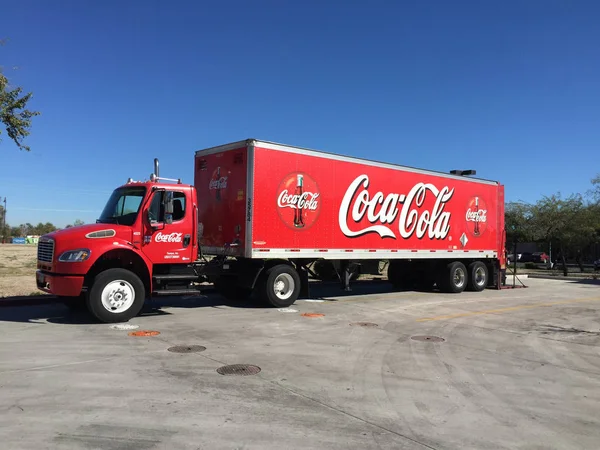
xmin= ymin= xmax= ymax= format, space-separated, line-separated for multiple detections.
xmin=1 ymin=0 xmax=599 ymax=227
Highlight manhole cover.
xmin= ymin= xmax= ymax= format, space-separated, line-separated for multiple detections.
xmin=167 ymin=345 xmax=206 ymax=353
xmin=110 ymin=323 xmax=139 ymax=331
xmin=128 ymin=330 xmax=160 ymax=337
xmin=411 ymin=335 xmax=445 ymax=342
xmin=350 ymin=322 xmax=379 ymax=328
xmin=216 ymin=364 xmax=261 ymax=376
xmin=302 ymin=313 xmax=325 ymax=318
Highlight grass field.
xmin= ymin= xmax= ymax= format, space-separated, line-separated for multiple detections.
xmin=0 ymin=245 xmax=40 ymax=297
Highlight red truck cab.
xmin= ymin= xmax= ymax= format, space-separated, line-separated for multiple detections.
xmin=37 ymin=173 xmax=199 ymax=322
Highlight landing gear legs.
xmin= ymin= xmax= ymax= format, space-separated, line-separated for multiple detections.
xmin=340 ymin=260 xmax=360 ymax=292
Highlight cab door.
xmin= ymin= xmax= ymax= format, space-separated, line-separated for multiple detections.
xmin=141 ymin=188 xmax=194 ymax=264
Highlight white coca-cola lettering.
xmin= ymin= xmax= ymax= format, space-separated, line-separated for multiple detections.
xmin=209 ymin=177 xmax=228 ymax=190
xmin=277 ymin=190 xmax=320 ymax=210
xmin=339 ymin=175 xmax=454 ymax=240
xmin=465 ymin=208 xmax=487 ymax=223
xmin=155 ymin=232 xmax=183 ymax=243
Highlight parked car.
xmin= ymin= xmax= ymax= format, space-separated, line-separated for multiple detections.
xmin=519 ymin=252 xmax=534 ymax=263
xmin=532 ymin=252 xmax=549 ymax=263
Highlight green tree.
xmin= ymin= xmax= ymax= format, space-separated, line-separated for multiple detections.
xmin=1 ymin=39 xmax=40 ymax=151
xmin=531 ymin=194 xmax=596 ymax=275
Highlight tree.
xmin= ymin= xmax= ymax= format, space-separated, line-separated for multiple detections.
xmin=505 ymin=201 xmax=535 ymax=245
xmin=1 ymin=39 xmax=40 ymax=151
xmin=531 ymin=194 xmax=596 ymax=276
xmin=591 ymin=174 xmax=600 ymax=203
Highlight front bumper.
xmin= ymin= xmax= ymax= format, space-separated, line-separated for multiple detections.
xmin=36 ymin=270 xmax=85 ymax=297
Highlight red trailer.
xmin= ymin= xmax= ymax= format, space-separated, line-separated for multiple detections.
xmin=36 ymin=139 xmax=506 ymax=323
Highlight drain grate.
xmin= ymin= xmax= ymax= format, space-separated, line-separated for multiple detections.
xmin=350 ymin=322 xmax=379 ymax=328
xmin=217 ymin=364 xmax=261 ymax=376
xmin=167 ymin=345 xmax=206 ymax=353
xmin=110 ymin=324 xmax=139 ymax=331
xmin=411 ymin=335 xmax=445 ymax=342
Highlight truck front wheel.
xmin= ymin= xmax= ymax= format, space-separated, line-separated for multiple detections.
xmin=86 ymin=268 xmax=145 ymax=323
xmin=260 ymin=264 xmax=301 ymax=308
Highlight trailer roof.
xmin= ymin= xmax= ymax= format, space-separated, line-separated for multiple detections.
xmin=195 ymin=138 xmax=501 ymax=186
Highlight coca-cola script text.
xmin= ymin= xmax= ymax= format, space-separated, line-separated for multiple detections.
xmin=277 ymin=191 xmax=319 ymax=210
xmin=339 ymin=175 xmax=454 ymax=239
xmin=155 ymin=232 xmax=183 ymax=243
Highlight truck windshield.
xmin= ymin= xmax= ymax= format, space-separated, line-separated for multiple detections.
xmin=98 ymin=187 xmax=146 ymax=226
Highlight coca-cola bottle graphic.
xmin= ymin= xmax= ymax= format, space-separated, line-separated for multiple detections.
xmin=215 ymin=167 xmax=221 ymax=202
xmin=293 ymin=174 xmax=305 ymax=228
xmin=473 ymin=196 xmax=480 ymax=236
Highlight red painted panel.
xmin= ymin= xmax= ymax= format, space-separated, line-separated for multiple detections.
xmin=195 ymin=147 xmax=248 ymax=250
xmin=251 ymin=146 xmax=502 ymax=252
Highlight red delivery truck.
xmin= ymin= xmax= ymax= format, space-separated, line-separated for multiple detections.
xmin=36 ymin=139 xmax=506 ymax=323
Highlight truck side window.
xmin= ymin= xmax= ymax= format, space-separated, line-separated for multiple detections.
xmin=148 ymin=191 xmax=164 ymax=223
xmin=172 ymin=192 xmax=186 ymax=221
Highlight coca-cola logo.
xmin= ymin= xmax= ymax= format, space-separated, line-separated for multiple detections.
xmin=339 ymin=175 xmax=454 ymax=240
xmin=466 ymin=196 xmax=488 ymax=236
xmin=155 ymin=232 xmax=183 ymax=243
xmin=276 ymin=172 xmax=321 ymax=230
xmin=209 ymin=177 xmax=228 ymax=190
xmin=209 ymin=166 xmax=229 ymax=202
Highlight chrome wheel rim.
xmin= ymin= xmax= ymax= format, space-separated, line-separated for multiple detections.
xmin=273 ymin=273 xmax=294 ymax=300
xmin=474 ymin=266 xmax=487 ymax=286
xmin=101 ymin=280 xmax=135 ymax=313
xmin=453 ymin=268 xmax=466 ymax=288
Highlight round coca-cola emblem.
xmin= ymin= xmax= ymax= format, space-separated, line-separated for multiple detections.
xmin=465 ymin=196 xmax=488 ymax=236
xmin=276 ymin=172 xmax=321 ymax=230
xmin=209 ymin=166 xmax=230 ymax=202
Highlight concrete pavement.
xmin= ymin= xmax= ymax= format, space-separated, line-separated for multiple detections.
xmin=1 ymin=278 xmax=600 ymax=449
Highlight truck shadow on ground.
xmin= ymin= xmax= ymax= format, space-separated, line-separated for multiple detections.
xmin=0 ymin=279 xmax=445 ymax=325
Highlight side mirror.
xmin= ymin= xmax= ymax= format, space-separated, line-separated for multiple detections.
xmin=164 ymin=191 xmax=174 ymax=225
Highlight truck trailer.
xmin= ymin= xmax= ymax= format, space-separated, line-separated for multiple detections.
xmin=36 ymin=139 xmax=506 ymax=323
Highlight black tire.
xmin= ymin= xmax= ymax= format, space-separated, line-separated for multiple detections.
xmin=467 ymin=261 xmax=488 ymax=292
xmin=58 ymin=294 xmax=88 ymax=311
xmin=387 ymin=260 xmax=412 ymax=291
xmin=86 ymin=268 xmax=145 ymax=323
xmin=260 ymin=264 xmax=301 ymax=308
xmin=438 ymin=261 xmax=467 ymax=293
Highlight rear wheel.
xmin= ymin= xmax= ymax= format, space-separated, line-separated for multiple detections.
xmin=86 ymin=268 xmax=145 ymax=323
xmin=438 ymin=261 xmax=467 ymax=293
xmin=467 ymin=261 xmax=488 ymax=292
xmin=260 ymin=264 xmax=301 ymax=308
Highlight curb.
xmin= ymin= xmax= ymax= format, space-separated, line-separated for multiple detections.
xmin=527 ymin=274 xmax=600 ymax=283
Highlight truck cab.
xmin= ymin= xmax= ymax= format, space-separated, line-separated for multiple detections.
xmin=36 ymin=173 xmax=199 ymax=323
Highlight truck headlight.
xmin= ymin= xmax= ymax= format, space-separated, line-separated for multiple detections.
xmin=58 ymin=249 xmax=91 ymax=262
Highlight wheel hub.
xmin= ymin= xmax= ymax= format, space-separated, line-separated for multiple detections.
xmin=101 ymin=280 xmax=135 ymax=313
xmin=273 ymin=273 xmax=294 ymax=300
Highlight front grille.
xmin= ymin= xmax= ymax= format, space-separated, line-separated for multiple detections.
xmin=37 ymin=239 xmax=55 ymax=263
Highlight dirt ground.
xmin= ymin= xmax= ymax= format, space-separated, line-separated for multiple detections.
xmin=0 ymin=245 xmax=40 ymax=297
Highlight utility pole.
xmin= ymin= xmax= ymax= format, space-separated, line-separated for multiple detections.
xmin=1 ymin=197 xmax=6 ymax=244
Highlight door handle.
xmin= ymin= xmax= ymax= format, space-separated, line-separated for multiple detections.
xmin=183 ymin=234 xmax=191 ymax=247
